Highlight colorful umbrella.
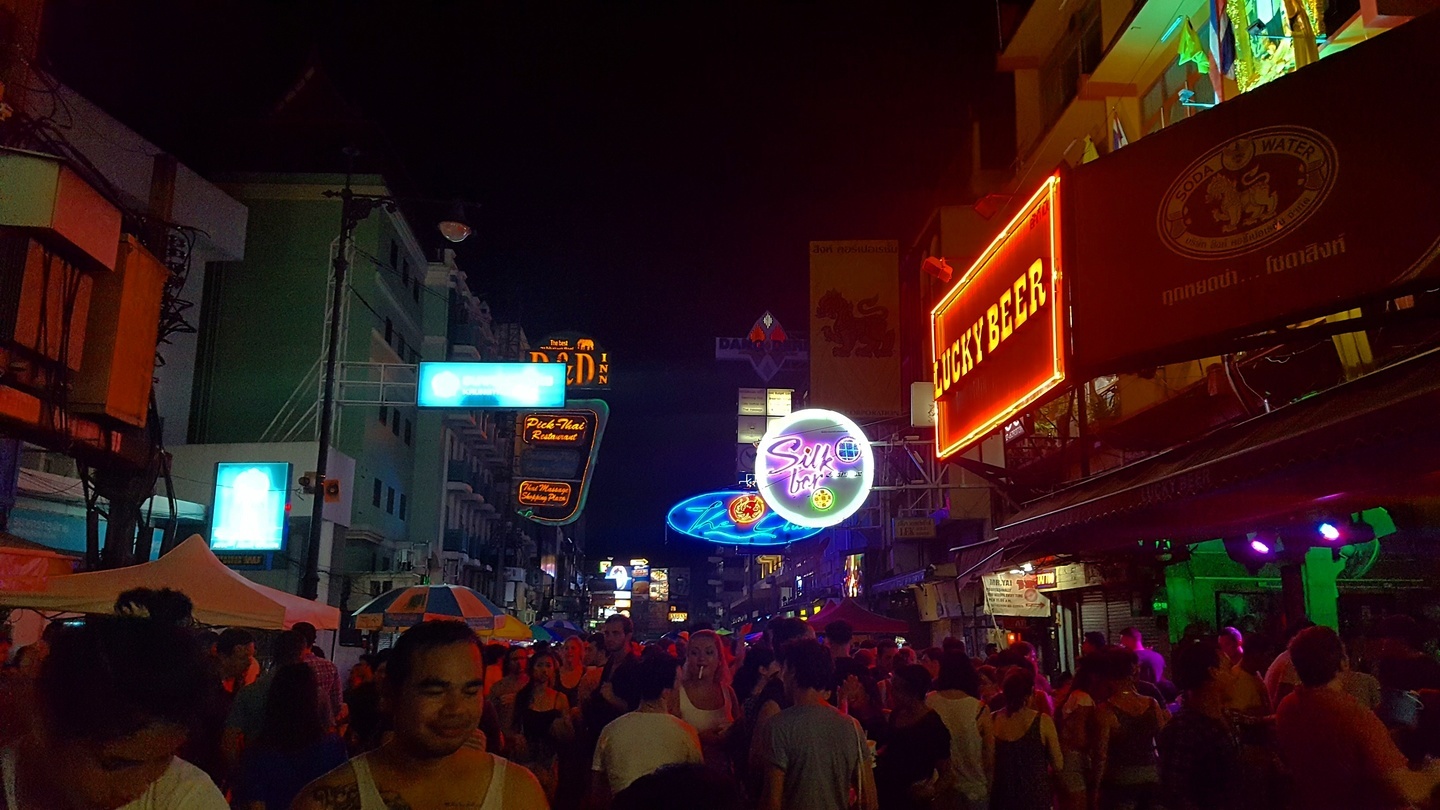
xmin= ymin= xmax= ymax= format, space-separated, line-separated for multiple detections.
xmin=529 ymin=624 xmax=557 ymax=642
xmin=542 ymin=619 xmax=582 ymax=638
xmin=480 ymin=613 xmax=536 ymax=642
xmin=352 ymin=584 xmax=505 ymax=631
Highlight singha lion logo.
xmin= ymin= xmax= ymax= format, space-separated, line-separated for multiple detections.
xmin=1156 ymin=125 xmax=1337 ymax=260
xmin=816 ymin=289 xmax=895 ymax=358
xmin=1206 ymin=168 xmax=1278 ymax=233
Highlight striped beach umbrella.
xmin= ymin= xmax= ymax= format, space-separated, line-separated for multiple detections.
xmin=352 ymin=584 xmax=505 ymax=631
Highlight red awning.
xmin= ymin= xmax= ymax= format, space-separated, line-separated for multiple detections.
xmin=806 ymin=597 xmax=910 ymax=635
xmin=994 ymin=347 xmax=1440 ymax=561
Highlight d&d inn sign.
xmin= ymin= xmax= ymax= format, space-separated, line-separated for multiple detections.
xmin=530 ymin=332 xmax=610 ymax=389
xmin=932 ymin=175 xmax=1066 ymax=459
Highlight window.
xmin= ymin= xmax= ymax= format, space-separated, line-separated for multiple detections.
xmin=372 ymin=478 xmax=382 ymax=507
xmin=389 ymin=241 xmax=399 ymax=267
xmin=404 ymin=419 xmax=413 ymax=446
xmin=1140 ymin=60 xmax=1213 ymax=136
xmin=402 ymin=259 xmax=410 ymax=283
xmin=386 ymin=486 xmax=395 ymax=514
xmin=412 ymin=280 xmax=421 ymax=303
xmin=396 ymin=335 xmax=407 ymax=358
xmin=379 ymin=405 xmax=388 ymax=425
xmin=392 ymin=415 xmax=401 ymax=437
xmin=384 ymin=318 xmax=393 ymax=343
xmin=399 ymin=494 xmax=408 ymax=520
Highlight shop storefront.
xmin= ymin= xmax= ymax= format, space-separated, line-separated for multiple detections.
xmin=938 ymin=15 xmax=1440 ymax=644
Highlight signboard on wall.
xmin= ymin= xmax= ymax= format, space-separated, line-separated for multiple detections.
xmin=755 ymin=409 xmax=875 ymax=529
xmin=932 ymin=176 xmax=1065 ymax=459
xmin=1068 ymin=15 xmax=1440 ymax=374
xmin=667 ymin=490 xmax=824 ymax=546
xmin=716 ymin=312 xmax=809 ymax=383
xmin=210 ymin=462 xmax=290 ymax=552
xmin=981 ymin=572 xmax=1052 ymax=617
xmin=417 ymin=362 xmax=566 ymax=409
xmin=529 ymin=332 xmax=610 ymax=389
xmin=810 ymin=241 xmax=902 ymax=418
xmin=514 ymin=400 xmax=609 ymax=525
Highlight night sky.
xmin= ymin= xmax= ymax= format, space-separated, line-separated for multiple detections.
xmin=43 ymin=2 xmax=997 ymax=558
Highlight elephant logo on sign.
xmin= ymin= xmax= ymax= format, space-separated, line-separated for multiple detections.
xmin=577 ymin=338 xmax=595 ymax=351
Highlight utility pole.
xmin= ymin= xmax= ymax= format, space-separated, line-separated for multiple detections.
xmin=301 ymin=150 xmax=361 ymax=601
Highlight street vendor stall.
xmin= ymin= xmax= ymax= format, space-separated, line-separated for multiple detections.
xmin=0 ymin=534 xmax=338 ymax=629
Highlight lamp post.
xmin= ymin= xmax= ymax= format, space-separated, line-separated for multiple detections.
xmin=299 ymin=154 xmax=473 ymax=601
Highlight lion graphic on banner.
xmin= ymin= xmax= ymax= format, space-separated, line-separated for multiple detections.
xmin=1208 ymin=166 xmax=1278 ymax=234
xmin=816 ymin=289 xmax=895 ymax=357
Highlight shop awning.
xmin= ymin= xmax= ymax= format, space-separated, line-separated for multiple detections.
xmin=995 ymin=346 xmax=1440 ymax=559
xmin=806 ymin=597 xmax=910 ymax=635
xmin=0 ymin=535 xmax=339 ymax=629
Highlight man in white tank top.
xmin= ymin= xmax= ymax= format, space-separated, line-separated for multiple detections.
xmin=293 ymin=622 xmax=547 ymax=810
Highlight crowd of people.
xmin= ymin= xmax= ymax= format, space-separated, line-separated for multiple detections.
xmin=4 ymin=591 xmax=1440 ymax=809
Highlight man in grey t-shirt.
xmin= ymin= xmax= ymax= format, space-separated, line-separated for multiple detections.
xmin=759 ymin=639 xmax=876 ymax=810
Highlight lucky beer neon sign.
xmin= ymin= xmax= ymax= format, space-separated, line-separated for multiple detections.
xmin=756 ymin=409 xmax=874 ymax=528
xmin=932 ymin=175 xmax=1066 ymax=459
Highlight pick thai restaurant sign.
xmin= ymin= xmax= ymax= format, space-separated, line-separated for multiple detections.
xmin=514 ymin=400 xmax=609 ymax=525
xmin=520 ymin=412 xmax=592 ymax=446
xmin=1067 ymin=14 xmax=1440 ymax=374
xmin=932 ymin=176 xmax=1065 ymax=459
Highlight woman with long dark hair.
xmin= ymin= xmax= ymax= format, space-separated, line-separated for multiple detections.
xmin=509 ymin=648 xmax=572 ymax=801
xmin=233 ymin=663 xmax=347 ymax=810
xmin=927 ymin=652 xmax=993 ymax=810
xmin=991 ymin=668 xmax=1063 ymax=810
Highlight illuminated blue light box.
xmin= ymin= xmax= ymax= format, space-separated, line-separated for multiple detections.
xmin=667 ymin=490 xmax=824 ymax=546
xmin=417 ymin=362 xmax=567 ymax=409
xmin=210 ymin=462 xmax=291 ymax=552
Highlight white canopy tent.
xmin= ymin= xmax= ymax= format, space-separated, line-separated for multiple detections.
xmin=0 ymin=535 xmax=338 ymax=630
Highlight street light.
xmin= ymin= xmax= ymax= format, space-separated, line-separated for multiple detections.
xmin=299 ymin=153 xmax=474 ymax=601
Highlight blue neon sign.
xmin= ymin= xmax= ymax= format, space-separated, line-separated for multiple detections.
xmin=210 ymin=462 xmax=291 ymax=552
xmin=666 ymin=490 xmax=824 ymax=546
xmin=417 ymin=362 xmax=567 ymax=409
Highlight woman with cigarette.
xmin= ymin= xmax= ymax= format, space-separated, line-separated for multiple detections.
xmin=672 ymin=629 xmax=739 ymax=772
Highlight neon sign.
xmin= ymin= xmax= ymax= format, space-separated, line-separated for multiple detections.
xmin=667 ymin=490 xmax=824 ymax=546
xmin=932 ymin=175 xmax=1065 ymax=459
xmin=755 ymin=409 xmax=874 ymax=528
xmin=417 ymin=362 xmax=567 ymax=409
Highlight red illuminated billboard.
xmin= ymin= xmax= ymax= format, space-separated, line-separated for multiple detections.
xmin=932 ymin=176 xmax=1065 ymax=459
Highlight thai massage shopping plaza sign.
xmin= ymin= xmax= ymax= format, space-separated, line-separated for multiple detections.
xmin=514 ymin=400 xmax=609 ymax=525
xmin=932 ymin=176 xmax=1066 ymax=459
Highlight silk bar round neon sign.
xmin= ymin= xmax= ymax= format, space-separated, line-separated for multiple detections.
xmin=756 ymin=409 xmax=875 ymax=528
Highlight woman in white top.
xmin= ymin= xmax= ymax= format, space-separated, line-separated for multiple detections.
xmin=925 ymin=652 xmax=994 ymax=810
xmin=671 ymin=629 xmax=738 ymax=770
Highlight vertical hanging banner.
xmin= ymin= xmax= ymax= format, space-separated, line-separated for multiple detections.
xmin=810 ymin=240 xmax=902 ymax=418
xmin=514 ymin=399 xmax=609 ymax=525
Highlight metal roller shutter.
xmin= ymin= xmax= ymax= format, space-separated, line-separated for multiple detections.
xmin=1079 ymin=588 xmax=1159 ymax=649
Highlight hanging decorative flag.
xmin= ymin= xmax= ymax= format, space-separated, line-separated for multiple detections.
xmin=1210 ymin=0 xmax=1237 ymax=77
xmin=1111 ymin=114 xmax=1129 ymax=151
xmin=1179 ymin=19 xmax=1210 ymax=74
xmin=1080 ymin=136 xmax=1100 ymax=164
